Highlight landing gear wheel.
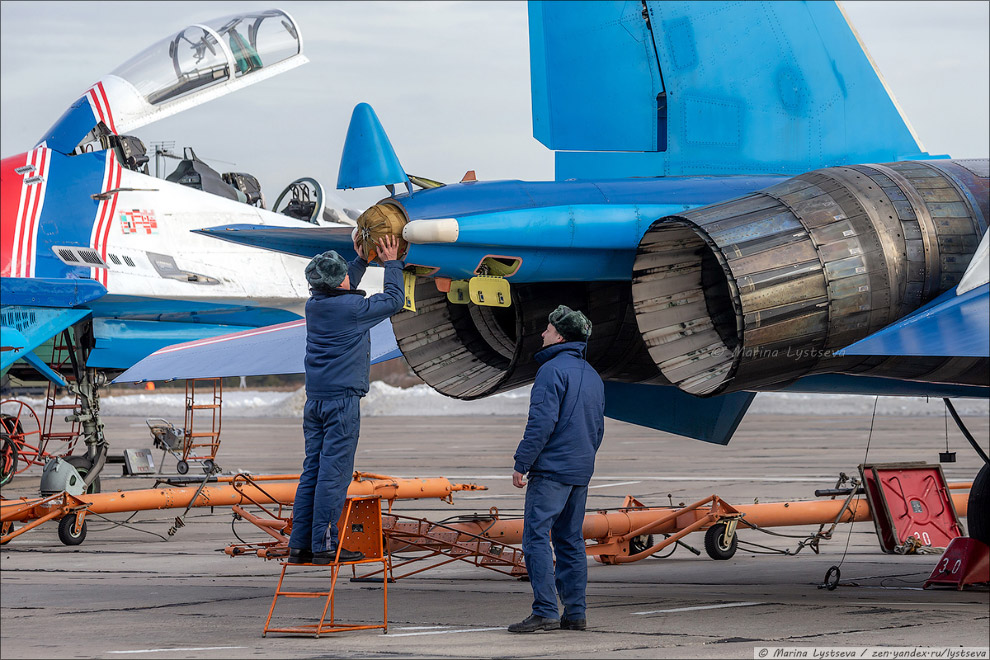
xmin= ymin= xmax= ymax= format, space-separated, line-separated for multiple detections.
xmin=65 ymin=455 xmax=101 ymax=494
xmin=967 ymin=463 xmax=989 ymax=545
xmin=1 ymin=430 xmax=18 ymax=487
xmin=57 ymin=515 xmax=87 ymax=546
xmin=704 ymin=522 xmax=738 ymax=560
xmin=176 ymin=460 xmax=189 ymax=475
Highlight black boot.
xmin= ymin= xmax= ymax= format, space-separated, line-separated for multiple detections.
xmin=507 ymin=614 xmax=560 ymax=633
xmin=560 ymin=617 xmax=587 ymax=630
xmin=287 ymin=547 xmax=312 ymax=564
xmin=312 ymin=547 xmax=365 ymax=565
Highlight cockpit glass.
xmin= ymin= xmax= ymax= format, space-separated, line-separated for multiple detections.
xmin=201 ymin=10 xmax=301 ymax=78
xmin=110 ymin=10 xmax=301 ymax=106
xmin=112 ymin=26 xmax=229 ymax=105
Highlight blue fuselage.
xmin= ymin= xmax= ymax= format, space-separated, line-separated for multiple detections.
xmin=393 ymin=175 xmax=788 ymax=282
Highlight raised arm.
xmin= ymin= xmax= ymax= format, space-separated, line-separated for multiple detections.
xmin=353 ymin=235 xmax=405 ymax=330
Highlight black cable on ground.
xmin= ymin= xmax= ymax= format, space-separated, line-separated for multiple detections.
xmin=821 ymin=395 xmax=879 ymax=590
xmin=85 ymin=511 xmax=169 ymax=541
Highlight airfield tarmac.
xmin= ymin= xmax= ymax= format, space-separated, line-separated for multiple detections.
xmin=1 ymin=412 xmax=988 ymax=659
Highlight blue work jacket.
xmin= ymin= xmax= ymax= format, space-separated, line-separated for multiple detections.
xmin=513 ymin=341 xmax=605 ymax=486
xmin=304 ymin=257 xmax=404 ymax=400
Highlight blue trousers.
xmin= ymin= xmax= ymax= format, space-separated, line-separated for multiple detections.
xmin=288 ymin=397 xmax=360 ymax=553
xmin=522 ymin=475 xmax=589 ymax=620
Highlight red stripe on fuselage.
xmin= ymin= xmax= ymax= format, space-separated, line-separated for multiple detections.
xmin=88 ymin=87 xmax=105 ymax=126
xmin=15 ymin=149 xmax=43 ymax=277
xmin=91 ymin=151 xmax=121 ymax=286
xmin=22 ymin=148 xmax=49 ymax=277
xmin=96 ymin=82 xmax=116 ymax=133
xmin=99 ymin=157 xmax=121 ymax=286
xmin=0 ymin=152 xmax=28 ymax=277
xmin=91 ymin=153 xmax=112 ymax=284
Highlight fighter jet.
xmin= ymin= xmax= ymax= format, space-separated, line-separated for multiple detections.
xmin=118 ymin=2 xmax=989 ymax=541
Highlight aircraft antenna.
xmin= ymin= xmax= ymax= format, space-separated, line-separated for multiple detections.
xmin=150 ymin=141 xmax=176 ymax=178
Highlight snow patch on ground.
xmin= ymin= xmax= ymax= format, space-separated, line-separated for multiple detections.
xmin=5 ymin=384 xmax=986 ymax=420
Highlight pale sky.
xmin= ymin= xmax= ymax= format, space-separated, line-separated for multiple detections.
xmin=2 ymin=1 xmax=988 ymax=211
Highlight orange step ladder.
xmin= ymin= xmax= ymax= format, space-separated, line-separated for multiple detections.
xmin=263 ymin=495 xmax=389 ymax=637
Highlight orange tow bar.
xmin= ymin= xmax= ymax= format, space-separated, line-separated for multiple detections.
xmin=0 ymin=472 xmax=485 ymax=545
xmin=445 ymin=489 xmax=971 ymax=564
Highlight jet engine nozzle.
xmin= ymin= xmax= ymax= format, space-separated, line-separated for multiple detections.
xmin=391 ymin=280 xmax=661 ymax=400
xmin=632 ymin=160 xmax=988 ymax=396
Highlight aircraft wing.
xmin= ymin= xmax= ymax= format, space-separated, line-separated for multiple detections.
xmin=193 ymin=224 xmax=357 ymax=260
xmin=113 ymin=318 xmax=401 ymax=383
xmin=835 ymin=284 xmax=989 ymax=359
xmin=1 ymin=277 xmax=107 ymax=384
xmin=837 ymin=234 xmax=990 ymax=359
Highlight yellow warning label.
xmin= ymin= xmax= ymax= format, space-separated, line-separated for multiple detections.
xmin=402 ymin=271 xmax=417 ymax=312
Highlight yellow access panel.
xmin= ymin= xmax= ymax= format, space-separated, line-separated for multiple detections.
xmin=468 ymin=276 xmax=511 ymax=307
xmin=447 ymin=280 xmax=470 ymax=305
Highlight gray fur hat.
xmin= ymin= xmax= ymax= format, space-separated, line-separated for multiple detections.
xmin=305 ymin=250 xmax=348 ymax=290
xmin=549 ymin=305 xmax=592 ymax=342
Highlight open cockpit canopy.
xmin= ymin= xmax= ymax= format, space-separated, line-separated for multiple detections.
xmin=113 ymin=9 xmax=302 ymax=106
xmin=37 ymin=9 xmax=307 ymax=153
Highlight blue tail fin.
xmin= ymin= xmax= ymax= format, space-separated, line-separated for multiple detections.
xmin=530 ymin=1 xmax=928 ymax=180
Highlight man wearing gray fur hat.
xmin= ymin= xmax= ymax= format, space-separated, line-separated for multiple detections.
xmin=287 ymin=234 xmax=404 ymax=565
xmin=509 ymin=305 xmax=605 ymax=633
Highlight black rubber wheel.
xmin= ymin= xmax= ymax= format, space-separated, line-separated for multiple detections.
xmin=176 ymin=460 xmax=189 ymax=475
xmin=704 ymin=522 xmax=738 ymax=560
xmin=629 ymin=534 xmax=654 ymax=555
xmin=202 ymin=459 xmax=215 ymax=473
xmin=57 ymin=515 xmax=87 ymax=546
xmin=65 ymin=455 xmax=101 ymax=494
xmin=822 ymin=565 xmax=841 ymax=590
xmin=1 ymin=430 xmax=18 ymax=487
xmin=967 ymin=463 xmax=989 ymax=544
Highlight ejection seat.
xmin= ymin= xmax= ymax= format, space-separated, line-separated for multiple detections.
xmin=166 ymin=147 xmax=245 ymax=202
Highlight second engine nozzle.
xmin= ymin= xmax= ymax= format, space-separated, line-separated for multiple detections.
xmin=633 ymin=159 xmax=987 ymax=396
xmin=392 ymin=279 xmax=661 ymax=400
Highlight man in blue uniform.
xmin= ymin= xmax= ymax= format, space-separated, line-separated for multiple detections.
xmin=508 ymin=305 xmax=605 ymax=633
xmin=288 ymin=234 xmax=404 ymax=565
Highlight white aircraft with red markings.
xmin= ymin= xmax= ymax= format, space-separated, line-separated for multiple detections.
xmin=0 ymin=8 xmax=370 ymax=491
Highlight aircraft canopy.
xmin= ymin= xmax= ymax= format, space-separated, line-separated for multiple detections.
xmin=112 ymin=9 xmax=302 ymax=106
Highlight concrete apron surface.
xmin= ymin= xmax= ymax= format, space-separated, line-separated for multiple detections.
xmin=2 ymin=413 xmax=988 ymax=658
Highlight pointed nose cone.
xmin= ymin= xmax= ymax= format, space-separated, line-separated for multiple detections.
xmin=337 ymin=103 xmax=409 ymax=191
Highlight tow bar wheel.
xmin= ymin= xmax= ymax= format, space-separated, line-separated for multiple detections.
xmin=704 ymin=521 xmax=738 ymax=560
xmin=57 ymin=513 xmax=87 ymax=546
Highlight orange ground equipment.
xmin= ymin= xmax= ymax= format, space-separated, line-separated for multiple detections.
xmin=1 ymin=398 xmax=81 ymax=480
xmin=227 ymin=478 xmax=971 ymax=582
xmin=446 ymin=489 xmax=970 ymax=564
xmin=0 ymin=472 xmax=485 ymax=546
xmin=263 ymin=495 xmax=389 ymax=638
xmin=146 ymin=379 xmax=224 ymax=475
